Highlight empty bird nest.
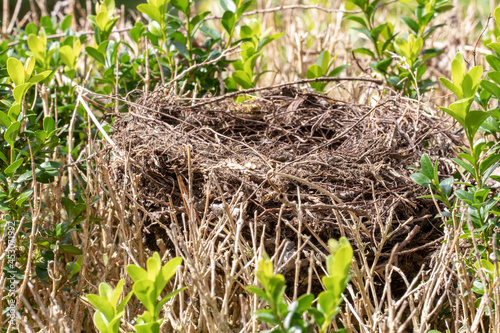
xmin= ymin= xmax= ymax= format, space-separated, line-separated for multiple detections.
xmin=108 ymin=85 xmax=458 ymax=289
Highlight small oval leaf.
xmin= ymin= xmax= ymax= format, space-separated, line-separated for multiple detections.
xmin=7 ymin=58 xmax=25 ymax=85
xmin=5 ymin=121 xmax=21 ymax=146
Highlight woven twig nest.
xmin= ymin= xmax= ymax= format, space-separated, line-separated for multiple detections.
xmin=109 ymin=86 xmax=458 ymax=290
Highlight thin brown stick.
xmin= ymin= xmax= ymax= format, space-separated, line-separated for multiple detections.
xmin=2 ymin=0 xmax=8 ymax=34
xmin=6 ymin=0 xmax=22 ymax=33
xmin=166 ymin=44 xmax=241 ymax=86
xmin=7 ymin=27 xmax=133 ymax=47
xmin=473 ymin=14 xmax=492 ymax=66
xmin=206 ymin=4 xmax=361 ymax=20
xmin=182 ymin=77 xmax=383 ymax=109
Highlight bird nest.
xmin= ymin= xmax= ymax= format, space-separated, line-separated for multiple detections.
xmin=109 ymin=86 xmax=457 ymax=287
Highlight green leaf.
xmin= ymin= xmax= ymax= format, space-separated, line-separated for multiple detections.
xmin=480 ymin=154 xmax=500 ymax=176
xmin=7 ymin=105 xmax=21 ymax=122
xmin=308 ymin=307 xmax=325 ymax=327
xmin=221 ymin=11 xmax=236 ymax=35
xmin=465 ymin=110 xmax=491 ymax=139
xmin=133 ymin=279 xmax=157 ymax=314
xmin=43 ymin=116 xmax=55 ymax=134
xmin=345 ymin=15 xmax=368 ymax=28
xmin=5 ymin=121 xmax=21 ymax=146
xmin=157 ymin=257 xmax=183 ymax=296
xmin=232 ymin=70 xmax=253 ymax=89
xmin=479 ymin=259 xmax=495 ymax=279
xmin=109 ymin=279 xmax=124 ymax=308
xmin=440 ymin=97 xmax=474 ymax=128
xmin=13 ymin=83 xmax=29 ymax=104
xmin=16 ymin=170 xmax=33 ymax=183
xmin=0 ymin=111 xmax=12 ymax=128
xmin=135 ymin=322 xmax=160 ymax=333
xmin=419 ymin=154 xmax=434 ymax=178
xmin=253 ymin=309 xmax=279 ymax=325
xmin=453 ymin=157 xmax=475 ymax=176
xmin=147 ymin=252 xmax=162 ymax=281
xmin=172 ymin=0 xmax=189 ymax=14
xmin=148 ymin=21 xmax=163 ymax=38
xmin=455 ymin=189 xmax=474 ymax=204
xmin=243 ymin=52 xmax=260 ymax=77
xmin=410 ymin=172 xmax=432 ymax=187
xmin=7 ymin=58 xmax=25 ymax=85
xmin=256 ymin=253 xmax=274 ymax=285
xmin=200 ymin=26 xmax=221 ymax=40
xmin=269 ymin=275 xmax=286 ymax=306
xmin=4 ymin=158 xmax=24 ymax=176
xmin=24 ymin=55 xmax=35 ymax=77
xmin=481 ymin=79 xmax=500 ymax=98
xmin=451 ymin=53 xmax=465 ymax=88
xmin=495 ymin=6 xmax=500 ymax=30
xmin=329 ymin=64 xmax=349 ymax=77
xmin=370 ymin=23 xmax=387 ymax=42
xmin=59 ymin=244 xmax=83 ymax=255
xmin=87 ymin=295 xmax=115 ymax=322
xmin=99 ymin=282 xmax=114 ymax=302
xmin=462 ymin=66 xmax=483 ymax=98
xmin=25 ymin=22 xmax=38 ymax=35
xmin=488 ymin=71 xmax=500 ymax=88
xmin=69 ymin=256 xmax=82 ymax=278
xmin=352 ymin=47 xmax=375 ymax=59
xmin=55 ymin=221 xmax=68 ymax=236
xmin=328 ymin=241 xmax=353 ymax=288
xmin=137 ymin=4 xmax=163 ymax=23
xmin=257 ymin=33 xmax=283 ymax=51
xmin=317 ymin=50 xmax=331 ymax=73
xmin=307 ymin=64 xmax=322 ymax=79
xmin=0 ymin=151 xmax=7 ymax=164
xmin=248 ymin=285 xmax=271 ymax=302
xmin=486 ymin=55 xmax=500 ymax=71
xmin=189 ymin=11 xmax=211 ymax=34
xmin=103 ymin=0 xmax=116 ymax=14
xmin=60 ymin=45 xmax=75 ymax=68
xmin=129 ymin=22 xmax=145 ymax=44
xmin=439 ymin=177 xmax=454 ymax=197
xmin=317 ymin=290 xmax=338 ymax=320
xmin=105 ymin=16 xmax=119 ymax=34
xmin=439 ymin=77 xmax=461 ymax=98
xmin=471 ymin=279 xmax=485 ymax=295
xmin=117 ymin=291 xmax=133 ymax=313
xmin=28 ymin=70 xmax=51 ymax=85
xmin=352 ymin=27 xmax=374 ymax=42
xmin=92 ymin=311 xmax=111 ymax=332
xmin=96 ymin=11 xmax=109 ymax=31
xmin=60 ymin=15 xmax=73 ymax=31
xmin=16 ymin=189 xmax=33 ymax=207
xmin=479 ymin=116 xmax=499 ymax=133
xmin=27 ymin=34 xmax=46 ymax=65
xmin=401 ymin=17 xmax=419 ymax=34
xmin=369 ymin=58 xmax=392 ymax=74
xmin=236 ymin=0 xmax=254 ymax=18
xmin=85 ymin=46 xmax=106 ymax=65
xmin=155 ymin=287 xmax=187 ymax=318
xmin=126 ymin=264 xmax=148 ymax=282
xmin=296 ymin=293 xmax=314 ymax=314
xmin=238 ymin=26 xmax=252 ymax=40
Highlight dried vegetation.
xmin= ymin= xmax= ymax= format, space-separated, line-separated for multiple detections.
xmin=106 ymin=84 xmax=458 ymax=331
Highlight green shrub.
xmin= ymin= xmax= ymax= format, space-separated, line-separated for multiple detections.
xmin=346 ymin=0 xmax=452 ymax=97
xmin=86 ymin=253 xmax=185 ymax=333
xmin=247 ymin=237 xmax=353 ymax=333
